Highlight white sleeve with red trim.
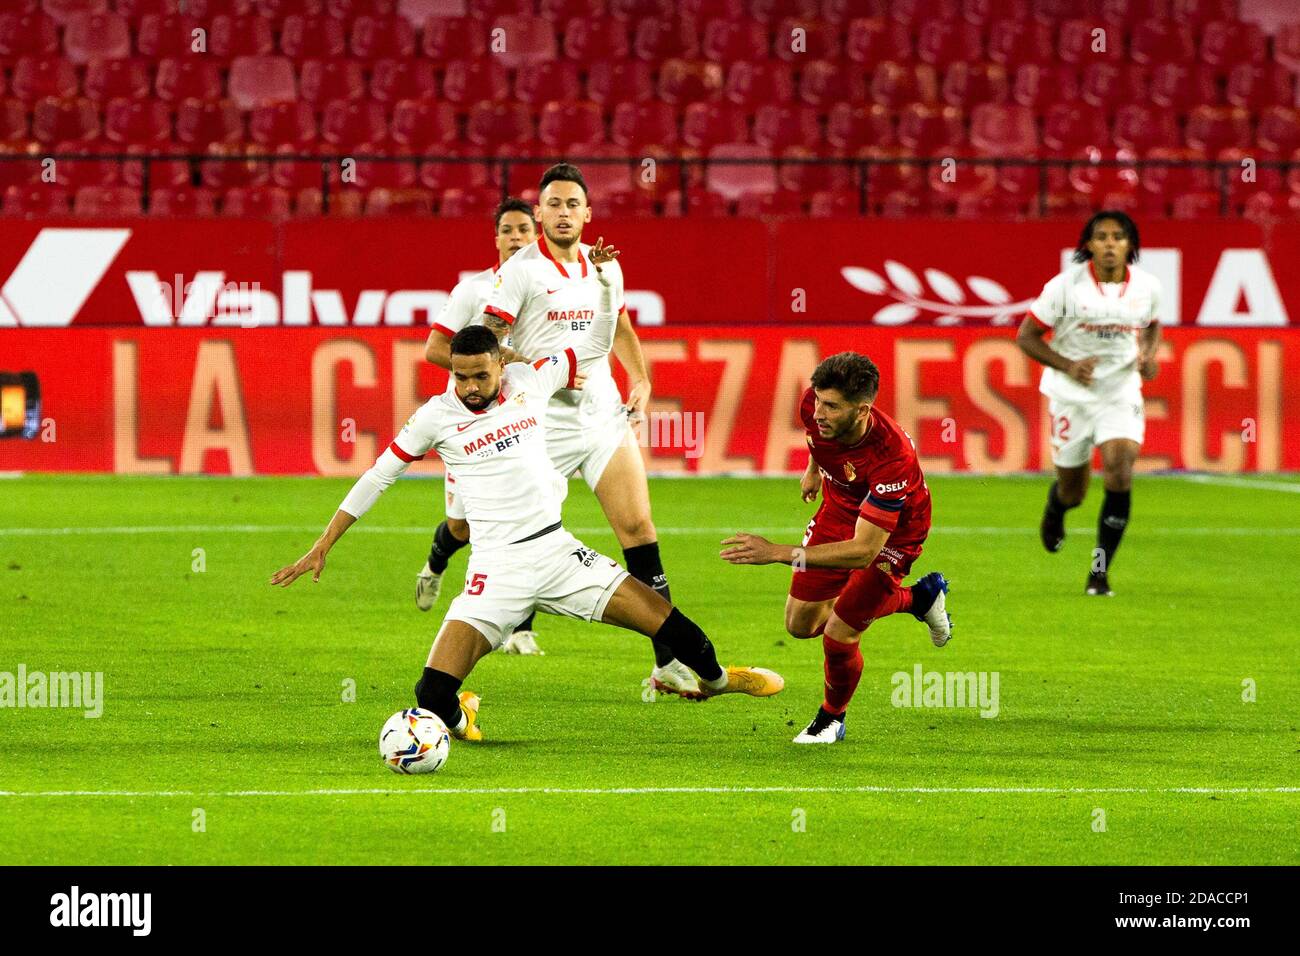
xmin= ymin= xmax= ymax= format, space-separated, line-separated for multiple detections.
xmin=483 ymin=254 xmax=531 ymax=327
xmin=431 ymin=276 xmax=477 ymax=339
xmin=338 ymin=404 xmax=440 ymax=519
xmin=1028 ymin=273 xmax=1065 ymax=330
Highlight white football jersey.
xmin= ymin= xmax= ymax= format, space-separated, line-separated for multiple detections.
xmin=1029 ymin=260 xmax=1160 ymax=404
xmin=431 ymin=263 xmax=497 ymax=339
xmin=484 ymin=239 xmax=625 ymax=419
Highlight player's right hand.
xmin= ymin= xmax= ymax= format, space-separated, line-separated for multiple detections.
xmin=1066 ymin=356 xmax=1099 ymax=386
xmin=800 ymin=468 xmax=821 ymax=503
xmin=270 ymin=545 xmax=327 ymax=587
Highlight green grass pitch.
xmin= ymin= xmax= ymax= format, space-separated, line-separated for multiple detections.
xmin=0 ymin=473 xmax=1296 ymax=865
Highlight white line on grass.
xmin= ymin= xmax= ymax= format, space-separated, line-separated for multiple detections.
xmin=1181 ymin=474 xmax=1300 ymax=493
xmin=0 ymin=786 xmax=1296 ymax=798
xmin=1 ymin=525 xmax=1296 ymax=537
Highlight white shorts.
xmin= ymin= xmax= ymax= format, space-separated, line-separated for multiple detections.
xmin=546 ymin=407 xmax=633 ymax=492
xmin=442 ymin=527 xmax=629 ymax=649
xmin=1048 ymin=394 xmax=1145 ymax=468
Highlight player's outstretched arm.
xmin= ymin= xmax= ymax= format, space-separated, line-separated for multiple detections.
xmin=721 ymin=519 xmax=890 ymax=570
xmin=269 ymin=509 xmax=357 ymax=587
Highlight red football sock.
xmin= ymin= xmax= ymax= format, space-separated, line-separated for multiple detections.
xmin=822 ymin=635 xmax=863 ymax=716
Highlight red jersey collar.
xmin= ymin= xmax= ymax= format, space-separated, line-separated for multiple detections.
xmin=1088 ymin=260 xmax=1129 ymax=297
xmin=537 ymin=236 xmax=588 ymax=279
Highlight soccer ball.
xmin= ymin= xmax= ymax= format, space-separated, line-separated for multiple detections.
xmin=379 ymin=708 xmax=450 ymax=774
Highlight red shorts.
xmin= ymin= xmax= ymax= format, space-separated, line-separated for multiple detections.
xmin=788 ymin=500 xmax=927 ymax=631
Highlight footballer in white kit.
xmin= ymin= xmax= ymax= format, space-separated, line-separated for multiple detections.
xmin=413 ymin=198 xmax=547 ymax=657
xmin=1017 ymin=211 xmax=1162 ymax=596
xmin=480 ymin=163 xmax=701 ymax=697
xmin=271 ymin=262 xmax=784 ymax=743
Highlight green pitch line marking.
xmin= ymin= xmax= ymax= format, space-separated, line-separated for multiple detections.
xmin=1 ymin=787 xmax=1296 ymax=798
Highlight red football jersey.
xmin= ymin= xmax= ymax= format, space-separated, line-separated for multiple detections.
xmin=799 ymin=387 xmax=930 ymax=543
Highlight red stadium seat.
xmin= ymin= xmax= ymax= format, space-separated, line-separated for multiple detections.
xmin=40 ymin=0 xmax=108 ymax=25
xmin=808 ymin=188 xmax=861 ymax=217
xmin=122 ymin=143 xmax=192 ymax=189
xmin=440 ymin=60 xmax=510 ymax=107
xmin=32 ymin=97 xmax=100 ymax=143
xmin=278 ymin=15 xmax=348 ymax=58
xmin=398 ymin=0 xmax=466 ymax=23
xmin=726 ymin=60 xmax=797 ymax=108
xmin=364 ymin=186 xmax=435 ymax=215
xmin=897 ymin=103 xmax=965 ymax=152
xmin=83 ymin=59 xmax=151 ymax=102
xmin=735 ymin=189 xmax=805 ymax=216
xmin=888 ymin=0 xmax=960 ymax=28
xmin=389 ymin=99 xmax=456 ymax=148
xmin=1064 ymin=145 xmax=1140 ymax=198
xmin=562 ymin=18 xmax=629 ymax=60
xmin=750 ymin=0 xmax=820 ymax=20
xmin=570 ymin=148 xmax=636 ymax=198
xmin=1148 ymin=61 xmax=1219 ymax=115
xmin=1112 ymin=103 xmax=1178 ymax=152
xmin=701 ymin=18 xmax=769 ymax=64
xmin=154 ymin=59 xmax=224 ymax=104
xmin=199 ymin=143 xmax=272 ymax=188
xmin=327 ymin=0 xmax=400 ymax=16
xmin=111 ymin=0 xmax=186 ymax=14
xmin=1057 ymin=18 xmax=1124 ymax=65
xmin=860 ymin=145 xmax=924 ymax=194
xmin=657 ymin=59 xmax=724 ymax=105
xmin=821 ymin=0 xmax=887 ymax=23
xmin=1130 ymin=20 xmax=1195 ymax=66
xmin=753 ymin=103 xmax=819 ymax=149
xmin=778 ymin=144 xmax=853 ymax=191
xmin=1277 ymin=25 xmax=1300 ymax=75
xmin=1139 ymin=146 xmax=1214 ymax=203
xmin=878 ymin=188 xmax=927 ymax=218
xmin=844 ymin=17 xmax=911 ymax=63
xmin=1170 ymin=191 xmax=1222 ymax=219
xmin=0 ymin=100 xmax=28 ymax=143
xmin=0 ymin=141 xmax=42 ymax=187
xmin=610 ymin=101 xmax=679 ymax=151
xmin=175 ymin=98 xmax=243 ymax=146
xmin=1042 ymin=103 xmax=1108 ymax=153
xmin=608 ymin=0 xmax=673 ymax=16
xmin=538 ymin=101 xmax=604 ymax=149
xmin=183 ymin=1 xmax=259 ymax=17
xmin=1217 ymin=146 xmax=1285 ymax=205
xmin=540 ymin=0 xmax=610 ymax=16
xmin=136 ymin=15 xmax=203 ymax=57
xmin=229 ymin=56 xmax=297 ymax=110
xmin=301 ymin=59 xmax=369 ymax=106
xmin=633 ymin=19 xmax=699 ymax=61
xmin=585 ymin=61 xmax=655 ymax=105
xmin=681 ymin=102 xmax=748 ymax=151
xmin=826 ymin=101 xmax=894 ymax=149
xmin=54 ymin=140 xmax=122 ymax=186
xmin=941 ymin=62 xmax=1009 ymax=109
xmin=1256 ymin=108 xmax=1300 ymax=156
xmin=1010 ymin=63 xmax=1079 ymax=111
xmin=962 ymin=0 xmax=1029 ymax=23
xmin=249 ymin=102 xmax=317 ymax=146
xmin=1241 ymin=191 xmax=1300 ymax=225
xmin=350 ymin=16 xmax=417 ymax=60
xmin=416 ymin=145 xmax=491 ymax=191
xmin=436 ymin=186 xmax=502 ymax=217
xmin=600 ymin=189 xmax=658 ymax=216
xmin=295 ymin=187 xmax=366 ymax=217
xmin=348 ymin=150 xmax=418 ymax=189
xmin=0 ymin=14 xmax=60 ymax=61
xmin=969 ymin=102 xmax=1037 ymax=154
xmin=465 ymin=101 xmax=533 ymax=147
xmin=104 ymin=97 xmax=171 ymax=144
xmin=73 ymin=185 xmax=142 ymax=216
xmin=1199 ymin=20 xmax=1267 ymax=73
xmin=660 ymin=187 xmax=731 ymax=217
xmin=1167 ymin=0 xmax=1235 ymax=26
xmin=916 ymin=19 xmax=982 ymax=66
xmin=3 ymin=183 xmax=72 ymax=215
xmin=369 ymin=58 xmax=435 ymax=103
xmin=798 ymin=59 xmax=865 ymax=107
xmin=1226 ymin=64 xmax=1296 ymax=111
xmin=870 ymin=62 xmax=939 ymax=107
xmin=986 ymin=18 xmax=1053 ymax=66
xmin=222 ymin=185 xmax=292 ymax=217
xmin=10 ymin=58 xmax=78 ymax=104
xmin=320 ymin=98 xmax=387 ymax=146
xmin=210 ymin=15 xmax=276 ymax=60
xmin=514 ymin=61 xmax=582 ymax=107
xmin=1184 ymin=105 xmax=1251 ymax=153
xmin=774 ymin=18 xmax=841 ymax=62
xmin=64 ymin=12 xmax=131 ymax=63
xmin=1079 ymin=63 xmax=1148 ymax=115
xmin=150 ymin=187 xmax=219 ymax=216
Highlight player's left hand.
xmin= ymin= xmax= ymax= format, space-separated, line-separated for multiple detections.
xmin=625 ymin=380 xmax=651 ymax=425
xmin=1139 ymin=354 xmax=1159 ymax=380
xmin=270 ymin=544 xmax=327 ymax=587
xmin=720 ymin=533 xmax=781 ymax=566
xmin=588 ymin=235 xmax=620 ymax=271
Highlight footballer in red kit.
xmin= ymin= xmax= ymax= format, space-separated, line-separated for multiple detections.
xmin=722 ymin=352 xmax=953 ymax=744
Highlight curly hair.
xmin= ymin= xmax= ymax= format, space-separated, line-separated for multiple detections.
xmin=811 ymin=352 xmax=880 ymax=402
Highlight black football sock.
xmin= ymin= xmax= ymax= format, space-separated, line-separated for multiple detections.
xmin=426 ymin=520 xmax=468 ymax=574
xmin=414 ymin=666 xmax=465 ymax=731
xmin=1044 ymin=481 xmax=1075 ymax=520
xmin=651 ymin=607 xmax=723 ymax=683
xmin=1096 ymin=489 xmax=1131 ymax=572
xmin=513 ymin=612 xmax=536 ymax=634
xmin=624 ymin=542 xmax=676 ymax=667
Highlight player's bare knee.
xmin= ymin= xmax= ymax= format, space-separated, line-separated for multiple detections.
xmin=615 ymin=512 xmax=656 ymax=546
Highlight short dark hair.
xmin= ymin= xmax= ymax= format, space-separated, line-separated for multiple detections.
xmin=538 ymin=162 xmax=588 ymax=199
xmin=1073 ymin=210 xmax=1140 ymax=263
xmin=811 ymin=352 xmax=879 ymax=403
xmin=494 ymin=196 xmax=534 ymax=229
xmin=450 ymin=325 xmax=500 ymax=358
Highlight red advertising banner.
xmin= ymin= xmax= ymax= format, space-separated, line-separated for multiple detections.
xmin=0 ymin=326 xmax=1294 ymax=475
xmin=2 ymin=218 xmax=1300 ymax=328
